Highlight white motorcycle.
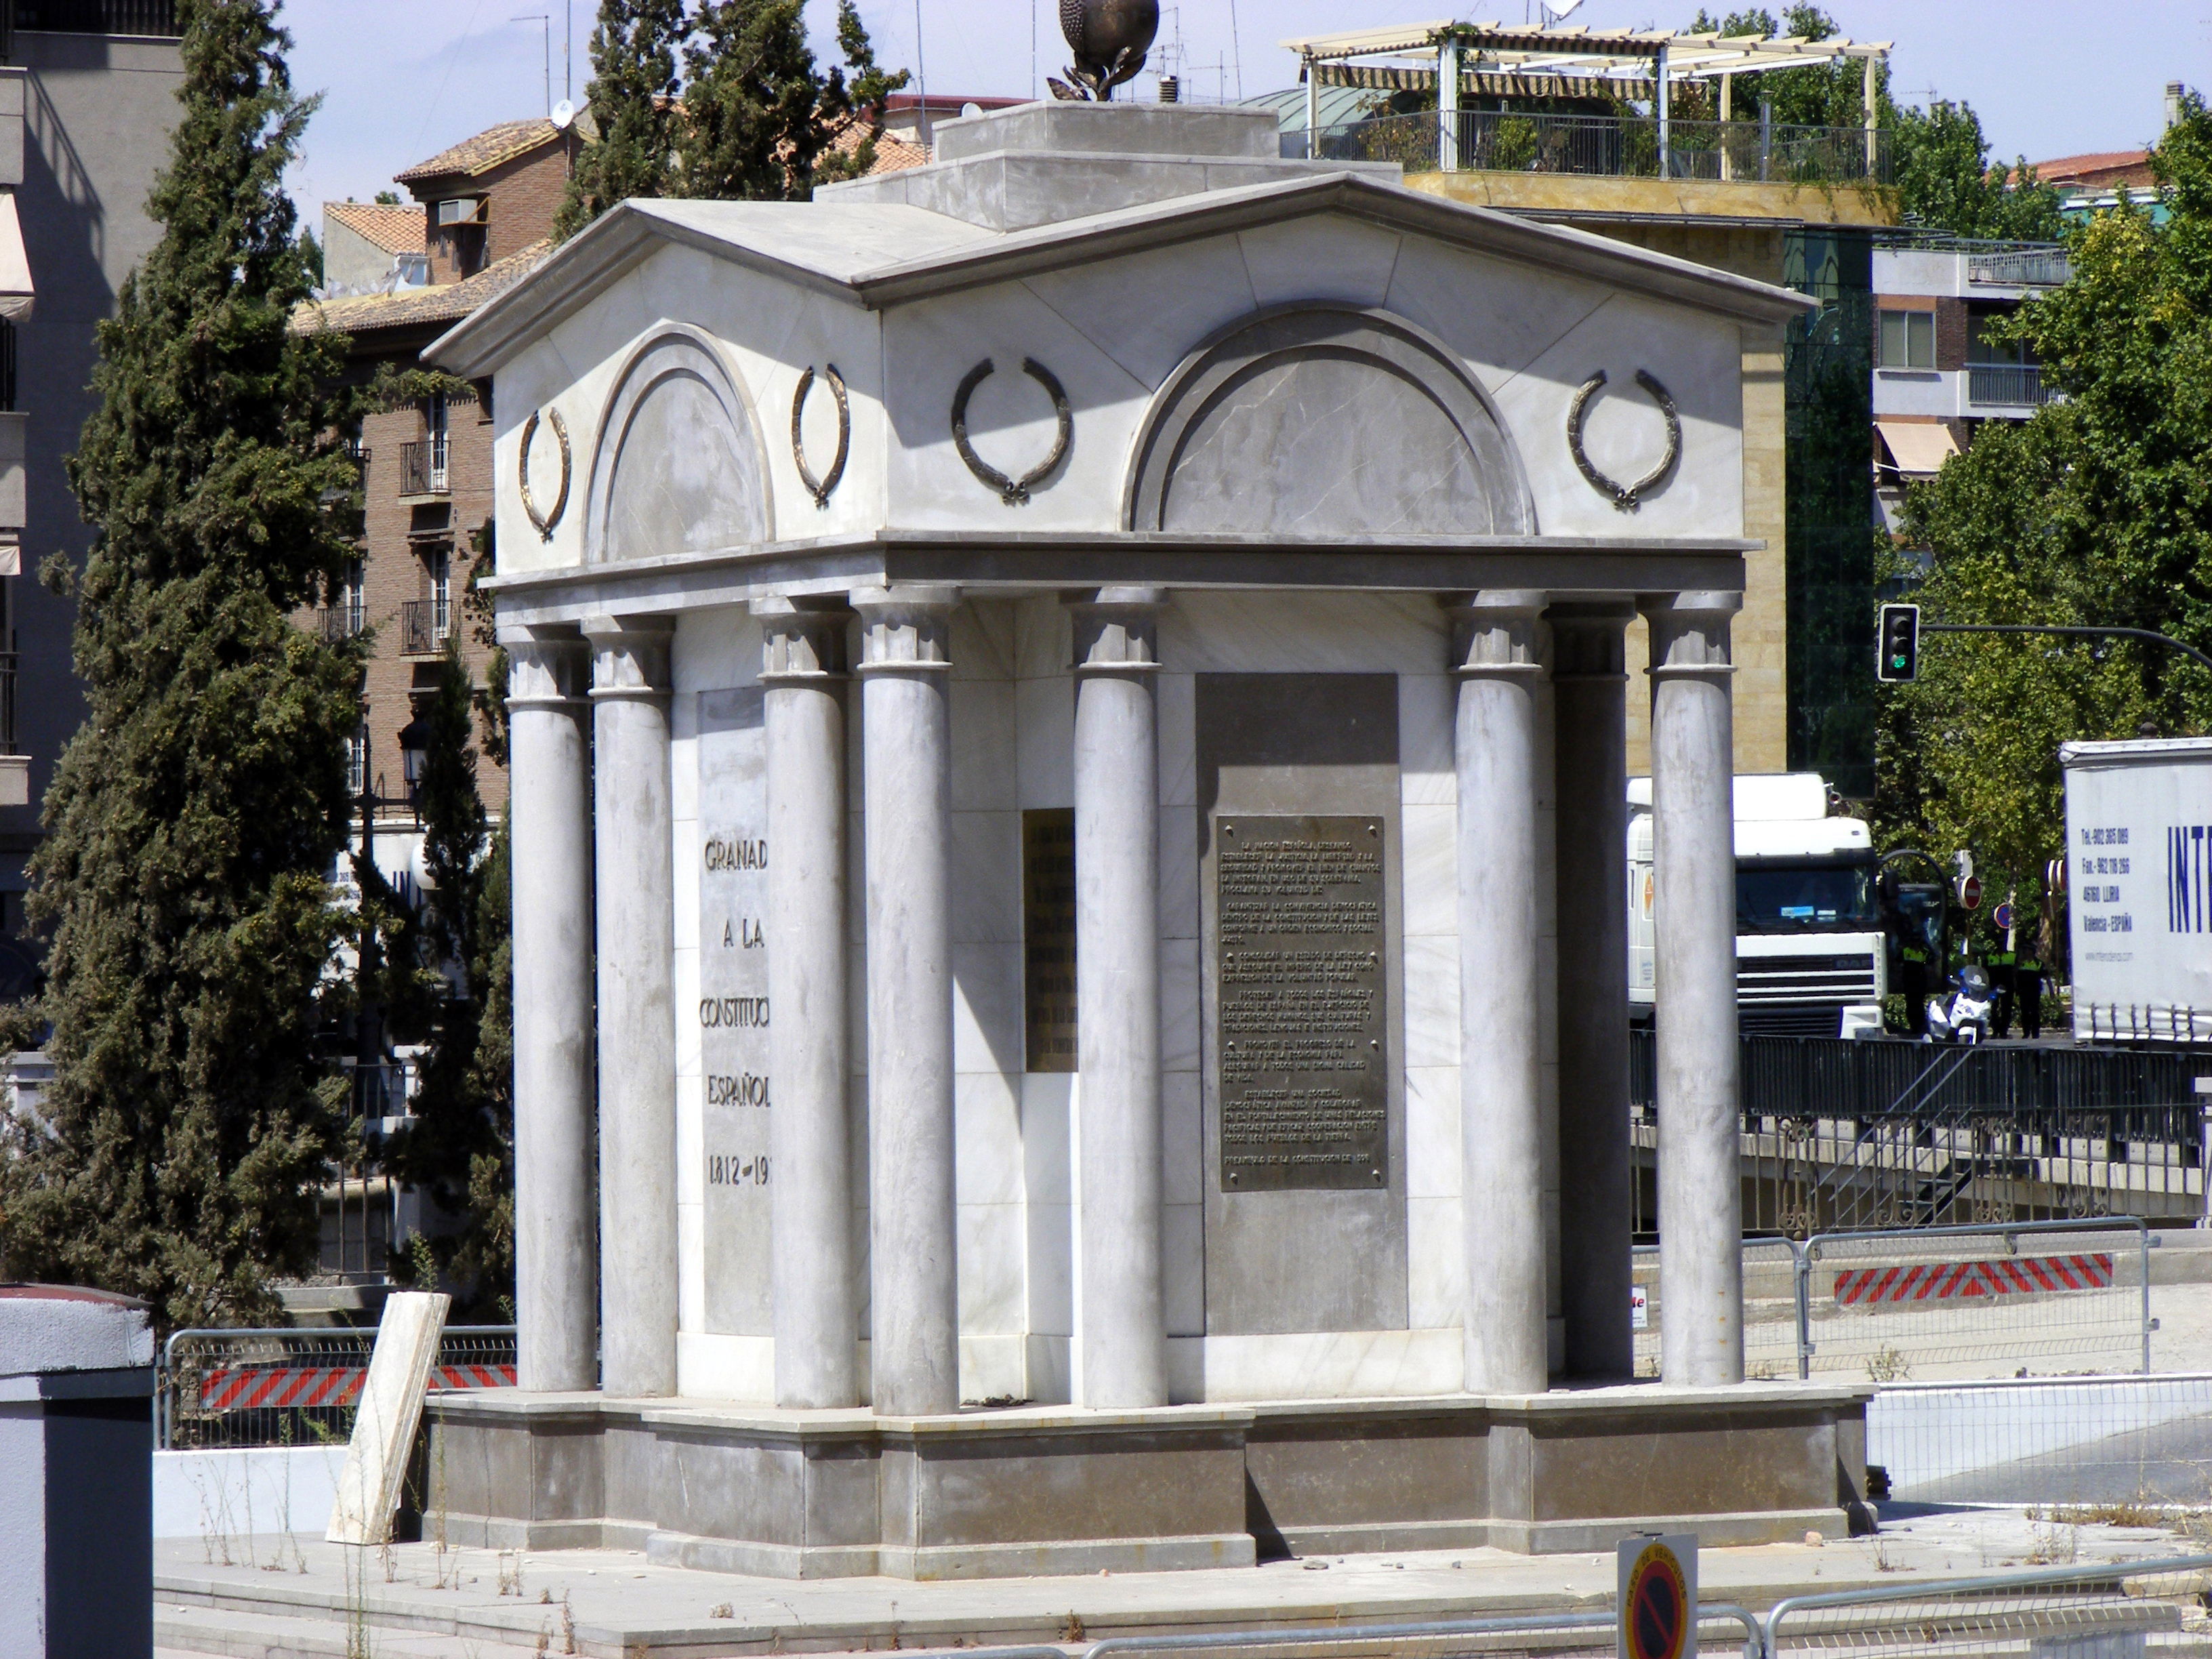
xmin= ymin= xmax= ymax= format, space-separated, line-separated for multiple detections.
xmin=1925 ymin=964 xmax=1994 ymax=1045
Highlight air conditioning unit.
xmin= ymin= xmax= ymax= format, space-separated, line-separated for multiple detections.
xmin=435 ymin=197 xmax=485 ymax=227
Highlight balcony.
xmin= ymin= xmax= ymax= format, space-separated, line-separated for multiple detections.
xmin=1968 ymin=246 xmax=2070 ymax=287
xmin=1967 ymin=363 xmax=2050 ymax=407
xmin=0 ymin=649 xmax=21 ymax=808
xmin=398 ymin=440 xmax=448 ymax=498
xmin=13 ymin=0 xmax=184 ymax=36
xmin=317 ymin=604 xmax=365 ymax=642
xmin=399 ymin=598 xmax=450 ymax=657
xmin=1286 ymin=109 xmax=1890 ymax=186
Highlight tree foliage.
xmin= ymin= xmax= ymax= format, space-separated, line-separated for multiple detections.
xmin=1877 ymin=93 xmax=2212 ymax=953
xmin=0 ymin=0 xmax=363 ymax=1330
xmin=557 ymin=0 xmax=907 ymax=234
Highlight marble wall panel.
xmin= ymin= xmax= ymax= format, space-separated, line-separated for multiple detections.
xmin=1019 ymin=236 xmax=1260 ymax=390
xmin=1401 ymin=934 xmax=1460 ymax=1071
xmin=1163 ymin=1202 xmax=1204 ymax=1337
xmin=954 ymin=941 xmax=1023 ymax=1078
xmin=1162 ymin=1071 xmax=1203 ymax=1207
xmin=1406 ymin=1196 xmax=1467 ymax=1335
xmin=1159 ymin=805 xmax=1199 ymax=942
xmin=1166 ymin=1330 xmax=1462 ymax=1402
xmin=674 ymin=1331 xmax=774 ymax=1402
xmin=1236 ymin=218 xmax=1404 ymax=312
xmin=956 ymin=1071 xmax=1025 ymax=1208
xmin=951 ymin=811 xmax=1023 ymax=945
xmin=1398 ymin=674 xmax=1455 ymax=806
xmin=1158 ymin=672 xmax=1197 ymax=809
xmin=1403 ymin=1067 xmax=1460 ymax=1201
xmin=882 ymin=286 xmax=1149 ymax=533
xmin=1013 ymin=677 xmax=1074 ymax=810
xmin=958 ymin=1202 xmax=1027 ymax=1336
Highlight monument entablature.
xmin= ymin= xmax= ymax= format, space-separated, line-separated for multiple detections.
xmin=428 ymin=98 xmax=1869 ymax=1578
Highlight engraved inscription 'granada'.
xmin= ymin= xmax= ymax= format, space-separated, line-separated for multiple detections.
xmin=704 ymin=836 xmax=768 ymax=870
xmin=1215 ymin=816 xmax=1389 ymax=1191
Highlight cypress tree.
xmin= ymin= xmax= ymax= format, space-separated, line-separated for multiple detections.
xmin=555 ymin=0 xmax=687 ymax=237
xmin=680 ymin=0 xmax=907 ymax=200
xmin=0 ymin=0 xmax=364 ymax=1330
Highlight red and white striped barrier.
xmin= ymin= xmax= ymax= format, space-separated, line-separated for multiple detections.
xmin=1833 ymin=1253 xmax=2114 ymax=1307
xmin=197 ymin=1361 xmax=515 ymax=1413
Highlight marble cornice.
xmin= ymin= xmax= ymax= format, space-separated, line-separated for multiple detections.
xmin=481 ymin=531 xmax=1753 ymax=627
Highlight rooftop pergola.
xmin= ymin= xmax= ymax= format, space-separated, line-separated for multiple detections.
xmin=1279 ymin=20 xmax=1892 ymax=178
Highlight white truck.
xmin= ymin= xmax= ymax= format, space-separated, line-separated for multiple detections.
xmin=1629 ymin=772 xmax=1887 ymax=1038
xmin=2060 ymin=736 xmax=2212 ymax=1041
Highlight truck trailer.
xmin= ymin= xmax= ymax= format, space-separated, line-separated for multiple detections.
xmin=1629 ymin=772 xmax=1887 ymax=1038
xmin=2060 ymin=736 xmax=2212 ymax=1042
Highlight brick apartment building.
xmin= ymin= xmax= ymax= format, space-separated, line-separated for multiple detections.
xmin=298 ymin=119 xmax=582 ymax=859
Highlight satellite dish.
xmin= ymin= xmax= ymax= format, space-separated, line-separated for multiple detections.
xmin=550 ymin=98 xmax=575 ymax=129
xmin=1548 ymin=0 xmax=1584 ymax=15
xmin=960 ymin=101 xmax=983 ymax=118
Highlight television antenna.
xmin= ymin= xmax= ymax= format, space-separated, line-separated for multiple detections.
xmin=511 ymin=12 xmax=551 ymax=116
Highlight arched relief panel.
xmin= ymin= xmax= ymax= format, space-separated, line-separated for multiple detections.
xmin=1124 ymin=304 xmax=1536 ymax=537
xmin=585 ymin=325 xmax=773 ymax=563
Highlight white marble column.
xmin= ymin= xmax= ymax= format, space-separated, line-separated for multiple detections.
xmin=1069 ymin=588 xmax=1167 ymax=1410
xmin=1549 ymin=601 xmax=1634 ymax=1380
xmin=760 ymin=598 xmax=857 ymax=1409
xmin=587 ymin=614 xmax=678 ymax=1399
xmin=1643 ymin=590 xmax=1744 ymax=1387
xmin=504 ymin=630 xmax=598 ymax=1392
xmin=1450 ymin=592 xmax=1551 ymax=1395
xmin=855 ymin=585 xmax=960 ymax=1416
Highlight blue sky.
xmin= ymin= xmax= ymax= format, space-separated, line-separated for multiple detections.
xmin=282 ymin=0 xmax=2196 ymax=225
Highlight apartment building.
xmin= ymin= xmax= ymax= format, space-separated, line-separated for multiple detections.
xmin=0 ymin=0 xmax=184 ymax=996
xmin=1871 ymin=237 xmax=2067 ymax=531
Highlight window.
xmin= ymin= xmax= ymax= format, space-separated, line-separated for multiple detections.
xmin=424 ymin=396 xmax=449 ymax=489
xmin=1879 ymin=309 xmax=1935 ymax=369
xmin=1968 ymin=306 xmax=2032 ymax=367
xmin=428 ymin=547 xmax=451 ymax=641
xmin=342 ymin=558 xmax=365 ymax=634
xmin=346 ymin=724 xmax=368 ymax=797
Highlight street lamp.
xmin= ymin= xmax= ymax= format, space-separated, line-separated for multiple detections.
xmin=395 ymin=711 xmax=434 ymax=804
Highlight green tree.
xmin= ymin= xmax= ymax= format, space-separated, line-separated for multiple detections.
xmin=1686 ymin=6 xmax=1885 ymax=129
xmin=0 ymin=0 xmax=363 ymax=1330
xmin=1890 ymin=100 xmax=2066 ymax=241
xmin=378 ymin=643 xmax=514 ymax=1319
xmin=1877 ymin=92 xmax=2212 ymax=954
xmin=554 ymin=0 xmax=687 ymax=237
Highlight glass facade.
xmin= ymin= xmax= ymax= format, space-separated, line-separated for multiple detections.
xmin=1783 ymin=227 xmax=1878 ymax=802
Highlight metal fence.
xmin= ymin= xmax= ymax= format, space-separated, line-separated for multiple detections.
xmin=1288 ymin=110 xmax=1890 ymax=184
xmin=1631 ymin=1035 xmax=2209 ymax=1237
xmin=1870 ymin=1373 xmax=2212 ymax=1504
xmin=1638 ymin=1218 xmax=2154 ymax=1385
xmin=1969 ymin=363 xmax=2051 ymax=407
xmin=1764 ymin=1557 xmax=2212 ymax=1659
xmin=157 ymin=1324 xmax=516 ymax=1450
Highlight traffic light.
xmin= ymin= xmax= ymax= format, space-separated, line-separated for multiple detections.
xmin=1877 ymin=603 xmax=1920 ymax=682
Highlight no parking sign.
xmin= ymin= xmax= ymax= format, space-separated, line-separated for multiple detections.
xmin=1618 ymin=1534 xmax=1698 ymax=1659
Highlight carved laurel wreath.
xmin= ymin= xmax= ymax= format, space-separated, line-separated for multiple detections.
xmin=1566 ymin=369 xmax=1681 ymax=512
xmin=791 ymin=364 xmax=850 ymax=507
xmin=518 ymin=407 xmax=571 ymax=539
xmin=951 ymin=356 xmax=1072 ymax=506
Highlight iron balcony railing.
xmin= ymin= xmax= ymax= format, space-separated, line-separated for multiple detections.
xmin=14 ymin=0 xmax=180 ymax=33
xmin=1968 ymin=362 xmax=2051 ymax=406
xmin=1286 ymin=109 xmax=1891 ymax=185
xmin=1967 ymin=245 xmax=2072 ymax=287
xmin=398 ymin=598 xmax=448 ymax=657
xmin=316 ymin=603 xmax=365 ymax=642
xmin=397 ymin=438 xmax=448 ymax=497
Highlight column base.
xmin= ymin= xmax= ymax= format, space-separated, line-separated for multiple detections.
xmin=426 ymin=1381 xmax=1871 ymax=1578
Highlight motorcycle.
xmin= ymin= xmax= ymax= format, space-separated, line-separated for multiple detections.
xmin=1925 ymin=964 xmax=1995 ymax=1045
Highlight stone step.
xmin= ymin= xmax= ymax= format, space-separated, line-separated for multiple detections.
xmin=157 ymin=1598 xmax=557 ymax=1659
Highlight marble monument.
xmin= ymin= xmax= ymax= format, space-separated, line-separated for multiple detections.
xmin=424 ymin=99 xmax=1870 ymax=1576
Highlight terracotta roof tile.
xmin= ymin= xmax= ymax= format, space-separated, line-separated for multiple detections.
xmin=825 ymin=119 xmax=931 ymax=175
xmin=2030 ymin=148 xmax=2153 ymax=181
xmin=324 ymin=200 xmax=427 ymax=257
xmin=395 ymin=118 xmax=563 ymax=186
xmin=291 ymin=240 xmax=553 ymax=339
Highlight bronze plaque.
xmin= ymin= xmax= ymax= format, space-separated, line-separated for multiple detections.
xmin=1023 ymin=808 xmax=1078 ymax=1073
xmin=1216 ymin=815 xmax=1388 ymax=1191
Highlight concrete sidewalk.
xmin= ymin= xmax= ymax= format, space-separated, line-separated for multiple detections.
xmin=154 ymin=1503 xmax=2212 ymax=1659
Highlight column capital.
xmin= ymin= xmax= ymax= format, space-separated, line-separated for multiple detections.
xmin=502 ymin=626 xmax=591 ymax=710
xmin=756 ymin=596 xmax=851 ymax=682
xmin=852 ymin=584 xmax=957 ymax=675
xmin=1065 ymin=586 xmax=1165 ymax=676
xmin=1444 ymin=589 xmax=1547 ymax=678
xmin=583 ymin=613 xmax=674 ymax=702
xmin=1640 ymin=590 xmax=1740 ymax=682
xmin=1546 ymin=600 xmax=1636 ymax=682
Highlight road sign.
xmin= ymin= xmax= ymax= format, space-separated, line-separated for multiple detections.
xmin=1618 ymin=1534 xmax=1698 ymax=1659
xmin=1959 ymin=874 xmax=1984 ymax=910
xmin=1993 ymin=901 xmax=2015 ymax=930
xmin=1877 ymin=603 xmax=1919 ymax=682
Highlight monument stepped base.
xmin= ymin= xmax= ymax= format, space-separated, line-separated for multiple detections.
xmin=426 ymin=1381 xmax=1872 ymax=1580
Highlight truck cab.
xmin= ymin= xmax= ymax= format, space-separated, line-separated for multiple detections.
xmin=1629 ymin=773 xmax=1887 ymax=1038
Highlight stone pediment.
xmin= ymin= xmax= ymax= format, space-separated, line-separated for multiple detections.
xmin=430 ymin=169 xmax=1809 ymax=384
